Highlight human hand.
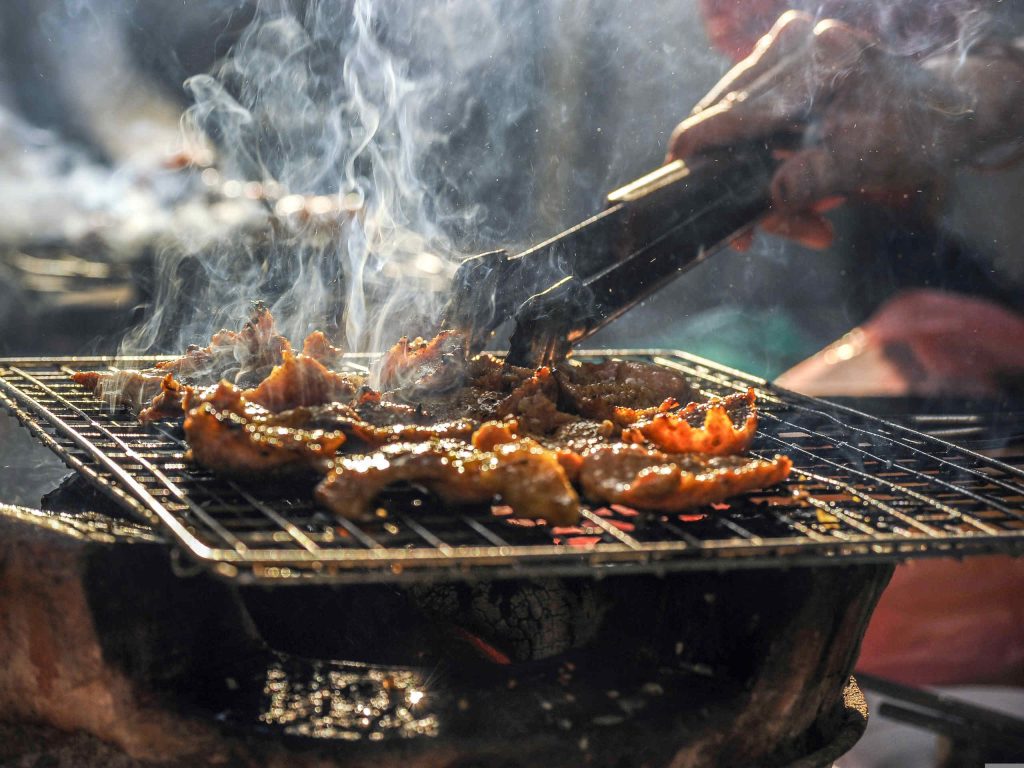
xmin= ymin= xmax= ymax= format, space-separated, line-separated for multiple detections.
xmin=668 ymin=11 xmax=972 ymax=249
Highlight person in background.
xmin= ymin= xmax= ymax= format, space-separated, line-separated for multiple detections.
xmin=670 ymin=1 xmax=1024 ymax=687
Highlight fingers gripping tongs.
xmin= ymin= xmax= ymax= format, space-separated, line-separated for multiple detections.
xmin=437 ymin=142 xmax=779 ymax=368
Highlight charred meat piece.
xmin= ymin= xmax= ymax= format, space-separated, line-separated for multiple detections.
xmin=243 ymin=351 xmax=365 ymax=411
xmin=183 ymin=383 xmax=349 ymax=476
xmin=351 ymin=392 xmax=422 ymax=424
xmin=183 ymin=382 xmax=479 ymax=477
xmin=347 ymin=419 xmax=478 ymax=448
xmin=71 ymin=369 xmax=168 ymax=414
xmin=548 ymin=419 xmax=617 ymax=454
xmin=347 ymin=391 xmax=477 ymax=442
xmin=466 ymin=354 xmax=534 ymax=392
xmin=405 ymin=355 xmax=536 ymax=424
xmin=475 ymin=418 xmax=588 ymax=480
xmin=470 ymin=419 xmax=519 ymax=451
xmin=137 ymin=374 xmax=192 ymax=423
xmin=621 ymin=389 xmax=758 ymax=455
xmin=612 ymin=388 xmax=752 ymax=426
xmin=376 ymin=331 xmax=469 ymax=395
xmin=300 ymin=331 xmax=345 ymax=368
xmin=316 ymin=434 xmax=580 ymax=525
xmin=405 ymin=385 xmax=508 ymax=425
xmin=71 ymin=306 xmax=350 ymax=417
xmin=578 ymin=443 xmax=792 ymax=511
xmin=494 ymin=367 xmax=574 ymax=435
xmin=403 ymin=358 xmax=571 ymax=434
xmin=154 ymin=303 xmax=293 ymax=386
xmin=557 ymin=359 xmax=699 ymax=420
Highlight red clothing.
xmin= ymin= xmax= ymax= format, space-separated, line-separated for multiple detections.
xmin=699 ymin=0 xmax=976 ymax=60
xmin=776 ymin=290 xmax=1024 ymax=398
xmin=858 ymin=556 xmax=1024 ymax=686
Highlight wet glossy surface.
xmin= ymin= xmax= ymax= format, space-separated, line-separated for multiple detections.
xmin=0 ymin=409 xmax=74 ymax=507
xmin=204 ymin=645 xmax=734 ymax=749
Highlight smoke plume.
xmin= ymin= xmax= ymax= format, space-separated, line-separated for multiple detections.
xmin=123 ymin=0 xmax=554 ymax=356
xmin=117 ymin=0 xmax=742 ymax=361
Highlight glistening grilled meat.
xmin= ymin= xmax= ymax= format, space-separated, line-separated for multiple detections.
xmin=243 ymin=351 xmax=364 ymax=411
xmin=152 ymin=302 xmax=292 ymax=384
xmin=183 ymin=382 xmax=350 ymax=475
xmin=316 ymin=434 xmax=580 ymax=525
xmin=556 ymin=359 xmax=699 ymax=420
xmin=376 ymin=331 xmax=468 ymax=394
xmin=71 ymin=306 xmax=351 ymax=421
xmin=183 ymin=383 xmax=479 ymax=476
xmin=492 ymin=366 xmax=575 ymax=434
xmin=578 ymin=443 xmax=792 ymax=511
xmin=73 ymin=321 xmax=793 ymax=525
xmin=621 ymin=390 xmax=758 ymax=455
xmin=138 ymin=374 xmax=189 ymax=422
xmin=71 ymin=368 xmax=170 ymax=415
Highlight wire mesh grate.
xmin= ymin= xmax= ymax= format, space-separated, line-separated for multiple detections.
xmin=1 ymin=351 xmax=1023 ymax=584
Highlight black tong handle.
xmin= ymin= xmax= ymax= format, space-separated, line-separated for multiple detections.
xmin=505 ymin=141 xmax=780 ymax=367
xmin=440 ymin=140 xmax=781 ymax=364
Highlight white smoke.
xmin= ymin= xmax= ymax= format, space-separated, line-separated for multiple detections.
xmin=122 ymin=0 xmax=553 ymax=355
xmin=120 ymin=0 xmax=735 ymax=358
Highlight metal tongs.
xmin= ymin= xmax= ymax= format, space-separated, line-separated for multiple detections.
xmin=438 ymin=140 xmax=781 ymax=368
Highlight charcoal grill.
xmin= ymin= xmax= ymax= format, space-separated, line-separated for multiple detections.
xmin=1 ymin=350 xmax=1023 ymax=585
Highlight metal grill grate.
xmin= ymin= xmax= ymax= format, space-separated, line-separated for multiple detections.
xmin=2 ymin=351 xmax=1023 ymax=584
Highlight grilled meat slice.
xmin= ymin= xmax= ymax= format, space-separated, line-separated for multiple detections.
xmin=345 ymin=393 xmax=475 ymax=442
xmin=557 ymin=359 xmax=699 ymax=420
xmin=377 ymin=330 xmax=468 ymax=394
xmin=183 ymin=379 xmax=479 ymax=477
xmin=407 ymin=361 xmax=572 ymax=434
xmin=621 ymin=389 xmax=758 ymax=455
xmin=300 ymin=331 xmax=344 ymax=367
xmin=466 ymin=354 xmax=534 ymax=392
xmin=183 ymin=382 xmax=349 ymax=476
xmin=612 ymin=388 xmax=753 ymax=426
xmin=137 ymin=374 xmax=191 ymax=423
xmin=405 ymin=355 xmax=535 ymax=424
xmin=75 ymin=342 xmax=357 ymax=421
xmin=71 ymin=369 xmax=168 ymax=413
xmin=403 ymin=385 xmax=507 ymax=424
xmin=579 ymin=443 xmax=792 ymax=511
xmin=548 ymin=419 xmax=617 ymax=454
xmin=154 ymin=303 xmax=293 ymax=386
xmin=70 ymin=306 xmax=350 ymax=418
xmin=470 ymin=419 xmax=519 ymax=450
xmin=316 ymin=433 xmax=580 ymax=524
xmin=494 ymin=366 xmax=574 ymax=434
xmin=347 ymin=419 xmax=477 ymax=447
xmin=243 ymin=351 xmax=365 ymax=411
